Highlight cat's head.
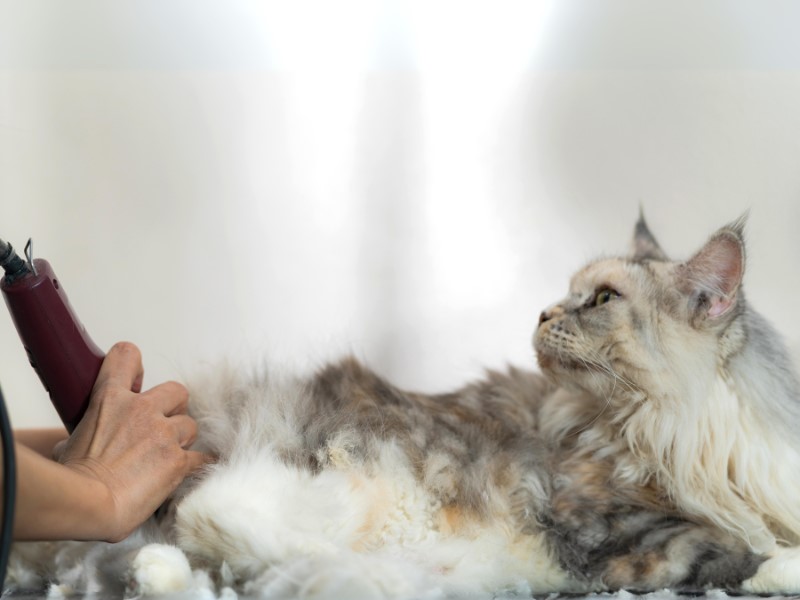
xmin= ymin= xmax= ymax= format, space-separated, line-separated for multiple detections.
xmin=534 ymin=214 xmax=747 ymax=402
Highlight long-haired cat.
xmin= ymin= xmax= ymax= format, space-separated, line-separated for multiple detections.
xmin=8 ymin=215 xmax=800 ymax=598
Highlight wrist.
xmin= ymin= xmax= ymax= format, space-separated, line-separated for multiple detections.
xmin=14 ymin=428 xmax=69 ymax=458
xmin=14 ymin=445 xmax=121 ymax=541
xmin=60 ymin=459 xmax=130 ymax=542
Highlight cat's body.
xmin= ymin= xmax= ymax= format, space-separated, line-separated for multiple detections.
xmin=8 ymin=216 xmax=800 ymax=598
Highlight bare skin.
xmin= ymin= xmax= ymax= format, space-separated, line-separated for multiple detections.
xmin=9 ymin=341 xmax=211 ymax=542
xmin=14 ymin=428 xmax=68 ymax=458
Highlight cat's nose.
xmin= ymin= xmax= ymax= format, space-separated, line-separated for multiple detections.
xmin=538 ymin=305 xmax=564 ymax=327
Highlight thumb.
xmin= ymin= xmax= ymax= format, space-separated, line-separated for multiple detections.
xmin=53 ymin=439 xmax=67 ymax=462
xmin=94 ymin=342 xmax=145 ymax=394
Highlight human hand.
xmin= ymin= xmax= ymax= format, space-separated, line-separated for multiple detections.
xmin=56 ymin=341 xmax=211 ymax=542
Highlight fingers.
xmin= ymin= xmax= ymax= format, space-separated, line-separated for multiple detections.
xmin=147 ymin=380 xmax=190 ymax=417
xmin=169 ymin=413 xmax=198 ymax=448
xmin=183 ymin=450 xmax=216 ymax=474
xmin=63 ymin=340 xmax=215 ymax=537
xmin=95 ymin=342 xmax=145 ymax=393
xmin=100 ymin=342 xmax=190 ymax=416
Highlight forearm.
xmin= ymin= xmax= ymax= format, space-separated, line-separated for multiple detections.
xmin=14 ymin=428 xmax=68 ymax=458
xmin=12 ymin=443 xmax=115 ymax=541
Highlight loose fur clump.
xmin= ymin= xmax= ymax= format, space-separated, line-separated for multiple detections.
xmin=8 ymin=214 xmax=800 ymax=598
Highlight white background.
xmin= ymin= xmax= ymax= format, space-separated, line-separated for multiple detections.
xmin=1 ymin=1 xmax=799 ymax=427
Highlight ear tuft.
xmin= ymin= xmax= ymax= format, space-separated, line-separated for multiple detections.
xmin=631 ymin=209 xmax=669 ymax=261
xmin=726 ymin=210 xmax=749 ymax=240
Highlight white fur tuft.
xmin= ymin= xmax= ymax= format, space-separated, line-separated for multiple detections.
xmin=128 ymin=544 xmax=194 ymax=596
xmin=742 ymin=547 xmax=800 ymax=593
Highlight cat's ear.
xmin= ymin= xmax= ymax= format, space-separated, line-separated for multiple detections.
xmin=680 ymin=217 xmax=746 ymax=323
xmin=631 ymin=211 xmax=668 ymax=261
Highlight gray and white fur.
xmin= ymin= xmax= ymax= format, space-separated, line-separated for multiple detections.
xmin=8 ymin=215 xmax=800 ymax=598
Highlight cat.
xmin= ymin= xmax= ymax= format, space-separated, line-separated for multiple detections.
xmin=8 ymin=214 xmax=800 ymax=599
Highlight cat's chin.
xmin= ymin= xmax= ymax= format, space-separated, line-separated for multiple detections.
xmin=535 ymin=349 xmax=581 ymax=378
xmin=535 ymin=349 xmax=556 ymax=373
xmin=536 ymin=349 xmax=614 ymax=397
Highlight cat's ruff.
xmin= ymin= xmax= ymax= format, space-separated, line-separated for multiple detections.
xmin=8 ymin=215 xmax=800 ymax=599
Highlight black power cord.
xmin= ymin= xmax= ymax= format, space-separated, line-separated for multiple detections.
xmin=0 ymin=238 xmax=21 ymax=594
xmin=0 ymin=385 xmax=16 ymax=594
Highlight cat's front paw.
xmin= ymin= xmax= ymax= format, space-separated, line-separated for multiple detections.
xmin=742 ymin=546 xmax=800 ymax=594
xmin=126 ymin=544 xmax=194 ymax=596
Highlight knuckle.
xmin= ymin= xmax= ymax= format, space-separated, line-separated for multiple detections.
xmin=184 ymin=418 xmax=199 ymax=446
xmin=134 ymin=391 xmax=158 ymax=414
xmin=164 ymin=380 xmax=189 ymax=398
xmin=110 ymin=341 xmax=141 ymax=361
xmin=154 ymin=419 xmax=175 ymax=443
xmin=159 ymin=381 xmax=190 ymax=410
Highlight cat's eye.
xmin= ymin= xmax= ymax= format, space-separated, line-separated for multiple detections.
xmin=594 ymin=288 xmax=620 ymax=307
